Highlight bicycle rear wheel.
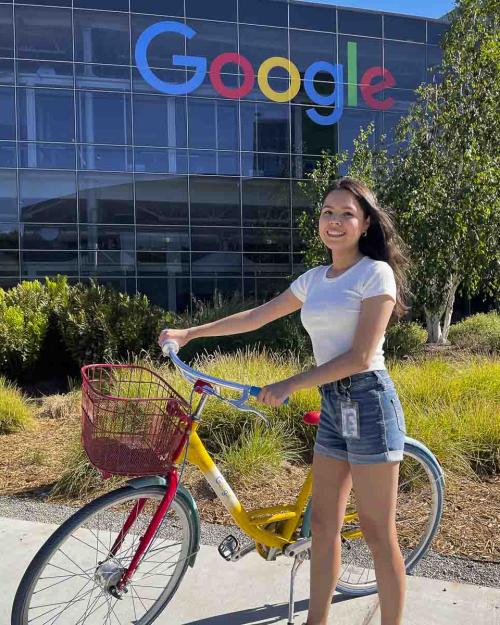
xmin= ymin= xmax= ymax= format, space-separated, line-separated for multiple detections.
xmin=335 ymin=440 xmax=444 ymax=596
xmin=12 ymin=484 xmax=197 ymax=625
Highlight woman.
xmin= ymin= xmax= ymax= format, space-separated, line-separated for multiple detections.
xmin=159 ymin=177 xmax=409 ymax=625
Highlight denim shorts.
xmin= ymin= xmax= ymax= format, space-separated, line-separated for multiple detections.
xmin=314 ymin=369 xmax=406 ymax=465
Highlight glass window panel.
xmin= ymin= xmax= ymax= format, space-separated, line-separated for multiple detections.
xmin=192 ymin=252 xmax=241 ymax=276
xmin=189 ymin=150 xmax=239 ymax=176
xmin=137 ymin=251 xmax=189 ymax=276
xmin=338 ymin=9 xmax=382 ymax=37
xmin=77 ymin=145 xmax=133 ymax=172
xmin=75 ymin=63 xmax=130 ymax=91
xmin=133 ymin=94 xmax=187 ymax=148
xmin=77 ymin=91 xmax=131 ymax=145
xmin=188 ymin=98 xmax=239 ymax=150
xmin=0 ymin=251 xmax=18 ymax=276
xmin=243 ymin=253 xmax=291 ymax=276
xmin=289 ymin=3 xmax=336 ymax=32
xmin=384 ymin=41 xmax=426 ymax=90
xmin=189 ymin=176 xmax=240 ymax=226
xmin=292 ymin=154 xmax=322 ymax=179
xmin=339 ymin=35 xmax=383 ymax=86
xmin=0 ymin=170 xmax=17 ymax=221
xmin=0 ymin=142 xmax=16 ymax=168
xmin=0 ymin=87 xmax=15 ymax=140
xmin=80 ymin=250 xmax=135 ymax=276
xmin=384 ymin=15 xmax=426 ymax=43
xmin=240 ymin=101 xmax=290 ymax=153
xmin=75 ymin=0 xmax=128 ymax=9
xmin=19 ymin=170 xmax=77 ymax=222
xmin=292 ymin=228 xmax=310 ymax=255
xmin=292 ymin=180 xmax=313 ymax=228
xmin=137 ymin=277 xmax=190 ymax=312
xmin=21 ymin=224 xmax=77 ymax=250
xmin=0 ymin=59 xmax=14 ymax=85
xmin=239 ymin=25 xmax=288 ymax=70
xmin=238 ymin=0 xmax=287 ymax=27
xmin=339 ymin=109 xmax=382 ymax=153
xmin=136 ymin=226 xmax=189 ymax=251
xmin=74 ymin=10 xmax=130 ymax=65
xmin=383 ymin=111 xmax=404 ymax=154
xmin=131 ymin=14 xmax=185 ymax=71
xmin=135 ymin=174 xmax=189 ymax=225
xmin=242 ymin=179 xmax=290 ymax=227
xmin=78 ymin=172 xmax=134 ymax=223
xmin=0 ymin=223 xmax=18 ymax=249
xmin=132 ymin=67 xmax=188 ymax=95
xmin=241 ymin=152 xmax=289 ymax=179
xmin=18 ymin=88 xmax=74 ymax=142
xmin=427 ymin=45 xmax=443 ymax=83
xmin=192 ymin=276 xmax=242 ymax=301
xmin=186 ymin=19 xmax=238 ymax=59
xmin=289 ymin=30 xmax=336 ymax=77
xmin=383 ymin=88 xmax=416 ymax=112
xmin=16 ymin=60 xmax=74 ymax=88
xmin=80 ymin=276 xmax=136 ymax=293
xmin=191 ymin=227 xmax=241 ymax=252
xmin=15 ymin=6 xmax=72 ymax=61
xmin=291 ymin=105 xmax=338 ymax=155
xmin=0 ymin=5 xmax=14 ymax=58
xmin=243 ymin=228 xmax=290 ymax=253
xmin=134 ymin=147 xmax=188 ymax=174
xmin=243 ymin=277 xmax=288 ymax=302
xmin=130 ymin=0 xmax=184 ymax=17
xmin=19 ymin=142 xmax=76 ymax=169
xmin=186 ymin=0 xmax=236 ymax=22
xmin=21 ymin=250 xmax=78 ymax=276
xmin=79 ymin=224 xmax=135 ymax=250
xmin=427 ymin=21 xmax=448 ymax=45
xmin=19 ymin=0 xmax=71 ymax=6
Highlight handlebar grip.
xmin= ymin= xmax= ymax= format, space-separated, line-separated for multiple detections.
xmin=249 ymin=385 xmax=289 ymax=406
xmin=161 ymin=339 xmax=179 ymax=356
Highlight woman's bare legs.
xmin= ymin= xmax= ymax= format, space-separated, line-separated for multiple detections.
xmin=306 ymin=453 xmax=352 ymax=625
xmin=350 ymin=462 xmax=406 ymax=625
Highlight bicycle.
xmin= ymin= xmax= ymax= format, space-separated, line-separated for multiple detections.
xmin=12 ymin=340 xmax=445 ymax=625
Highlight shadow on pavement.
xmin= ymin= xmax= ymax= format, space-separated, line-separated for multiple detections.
xmin=183 ymin=593 xmax=357 ymax=625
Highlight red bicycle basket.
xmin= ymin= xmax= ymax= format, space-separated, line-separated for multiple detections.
xmin=81 ymin=364 xmax=191 ymax=477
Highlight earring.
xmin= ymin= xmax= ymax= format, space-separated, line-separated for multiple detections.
xmin=362 ymin=231 xmax=368 ymax=237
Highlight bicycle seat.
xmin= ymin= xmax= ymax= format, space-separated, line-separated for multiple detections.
xmin=303 ymin=411 xmax=320 ymax=426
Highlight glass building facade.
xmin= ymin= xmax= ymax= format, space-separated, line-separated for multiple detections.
xmin=0 ymin=0 xmax=447 ymax=310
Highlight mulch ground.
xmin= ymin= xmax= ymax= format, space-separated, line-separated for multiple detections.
xmin=0 ymin=412 xmax=498 ymax=563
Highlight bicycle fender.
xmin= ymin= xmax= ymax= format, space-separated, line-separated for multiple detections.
xmin=126 ymin=477 xmax=200 ymax=568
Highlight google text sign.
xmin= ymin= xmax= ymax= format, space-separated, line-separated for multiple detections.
xmin=136 ymin=21 xmax=397 ymax=126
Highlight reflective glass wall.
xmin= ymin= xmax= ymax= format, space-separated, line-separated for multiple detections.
xmin=0 ymin=0 xmax=447 ymax=310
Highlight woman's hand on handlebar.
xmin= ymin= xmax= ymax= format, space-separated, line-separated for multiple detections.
xmin=257 ymin=379 xmax=296 ymax=408
xmin=158 ymin=328 xmax=191 ymax=350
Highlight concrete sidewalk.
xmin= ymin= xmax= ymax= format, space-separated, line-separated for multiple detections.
xmin=1 ymin=516 xmax=498 ymax=624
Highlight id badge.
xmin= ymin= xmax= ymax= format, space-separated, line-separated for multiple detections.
xmin=340 ymin=399 xmax=360 ymax=439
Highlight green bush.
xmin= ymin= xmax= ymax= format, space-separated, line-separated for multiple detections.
xmin=385 ymin=321 xmax=428 ymax=360
xmin=448 ymin=312 xmax=500 ymax=353
xmin=0 ymin=376 xmax=34 ymax=434
xmin=57 ymin=281 xmax=175 ymax=365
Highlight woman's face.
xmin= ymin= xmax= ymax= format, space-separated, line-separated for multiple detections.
xmin=318 ymin=189 xmax=370 ymax=252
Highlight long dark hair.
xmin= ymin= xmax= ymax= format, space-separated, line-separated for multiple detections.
xmin=321 ymin=177 xmax=410 ymax=318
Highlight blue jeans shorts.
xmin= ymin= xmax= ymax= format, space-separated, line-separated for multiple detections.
xmin=314 ymin=369 xmax=406 ymax=465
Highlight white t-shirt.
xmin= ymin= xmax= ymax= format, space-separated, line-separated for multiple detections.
xmin=289 ymin=255 xmax=396 ymax=370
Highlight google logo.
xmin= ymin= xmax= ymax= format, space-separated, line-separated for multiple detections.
xmin=135 ymin=21 xmax=396 ymax=126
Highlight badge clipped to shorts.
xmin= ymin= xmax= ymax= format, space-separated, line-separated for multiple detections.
xmin=340 ymin=399 xmax=360 ymax=439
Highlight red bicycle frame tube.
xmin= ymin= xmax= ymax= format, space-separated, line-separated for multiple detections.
xmin=117 ymin=470 xmax=179 ymax=589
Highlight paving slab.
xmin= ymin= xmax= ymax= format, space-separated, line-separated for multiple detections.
xmin=1 ymin=517 xmax=498 ymax=624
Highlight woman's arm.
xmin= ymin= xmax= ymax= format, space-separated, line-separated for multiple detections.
xmin=257 ymin=294 xmax=395 ymax=406
xmin=158 ymin=288 xmax=302 ymax=348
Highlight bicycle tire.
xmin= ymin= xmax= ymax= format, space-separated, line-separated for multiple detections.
xmin=12 ymin=484 xmax=197 ymax=625
xmin=301 ymin=439 xmax=445 ymax=597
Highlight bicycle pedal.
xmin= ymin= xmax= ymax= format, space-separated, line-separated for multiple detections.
xmin=218 ymin=534 xmax=239 ymax=561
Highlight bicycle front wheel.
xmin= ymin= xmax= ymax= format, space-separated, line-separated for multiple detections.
xmin=335 ymin=439 xmax=445 ymax=596
xmin=12 ymin=484 xmax=197 ymax=625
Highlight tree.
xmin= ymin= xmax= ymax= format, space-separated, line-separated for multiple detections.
xmin=386 ymin=0 xmax=500 ymax=342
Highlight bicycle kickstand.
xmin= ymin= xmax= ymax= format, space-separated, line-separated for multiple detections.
xmin=287 ymin=554 xmax=306 ymax=625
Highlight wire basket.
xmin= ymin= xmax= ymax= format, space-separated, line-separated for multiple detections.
xmin=81 ymin=364 xmax=191 ymax=477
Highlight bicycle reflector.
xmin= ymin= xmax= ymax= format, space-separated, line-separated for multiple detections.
xmin=81 ymin=364 xmax=191 ymax=477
